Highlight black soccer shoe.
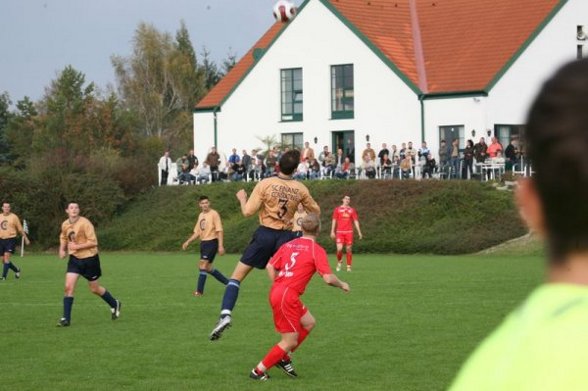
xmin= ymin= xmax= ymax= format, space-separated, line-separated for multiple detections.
xmin=57 ymin=318 xmax=70 ymax=327
xmin=209 ymin=315 xmax=232 ymax=341
xmin=111 ymin=300 xmax=122 ymax=320
xmin=278 ymin=359 xmax=298 ymax=378
xmin=15 ymin=268 xmax=21 ymax=279
xmin=249 ymin=369 xmax=270 ymax=381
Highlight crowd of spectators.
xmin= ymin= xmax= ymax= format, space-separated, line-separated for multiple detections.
xmin=157 ymin=136 xmax=525 ymax=186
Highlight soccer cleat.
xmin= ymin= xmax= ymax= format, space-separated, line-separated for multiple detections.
xmin=249 ymin=369 xmax=270 ymax=381
xmin=111 ymin=300 xmax=122 ymax=320
xmin=209 ymin=315 xmax=232 ymax=341
xmin=347 ymin=266 xmax=352 ymax=272
xmin=336 ymin=263 xmax=342 ymax=272
xmin=192 ymin=291 xmax=203 ymax=297
xmin=277 ymin=359 xmax=298 ymax=378
xmin=57 ymin=318 xmax=70 ymax=327
xmin=15 ymin=268 xmax=21 ymax=279
xmin=0 ymin=277 xmax=5 ymax=281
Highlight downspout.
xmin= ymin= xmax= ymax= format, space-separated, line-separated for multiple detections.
xmin=213 ymin=106 xmax=219 ymax=148
xmin=410 ymin=0 xmax=428 ymax=142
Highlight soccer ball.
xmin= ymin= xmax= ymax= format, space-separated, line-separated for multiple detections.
xmin=273 ymin=0 xmax=297 ymax=23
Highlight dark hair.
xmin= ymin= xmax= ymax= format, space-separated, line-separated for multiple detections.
xmin=279 ymin=150 xmax=301 ymax=175
xmin=199 ymin=195 xmax=209 ymax=201
xmin=526 ymin=58 xmax=588 ymax=261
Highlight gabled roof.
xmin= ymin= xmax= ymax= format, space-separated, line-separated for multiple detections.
xmin=195 ymin=0 xmax=565 ymax=109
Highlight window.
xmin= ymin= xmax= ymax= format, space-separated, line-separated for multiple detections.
xmin=331 ymin=64 xmax=354 ymax=119
xmin=281 ymin=68 xmax=303 ymax=121
xmin=439 ymin=125 xmax=465 ymax=150
xmin=495 ymin=124 xmax=525 ymax=149
xmin=281 ymin=132 xmax=303 ymax=150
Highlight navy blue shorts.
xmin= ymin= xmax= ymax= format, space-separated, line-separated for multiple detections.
xmin=67 ymin=254 xmax=102 ymax=281
xmin=241 ymin=226 xmax=297 ymax=269
xmin=0 ymin=238 xmax=16 ymax=254
xmin=200 ymin=239 xmax=218 ymax=262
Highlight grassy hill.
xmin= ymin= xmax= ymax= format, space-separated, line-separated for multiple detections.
xmin=98 ymin=180 xmax=527 ymax=255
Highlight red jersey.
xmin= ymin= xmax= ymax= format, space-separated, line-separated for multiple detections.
xmin=268 ymin=237 xmax=332 ymax=295
xmin=332 ymin=206 xmax=358 ymax=233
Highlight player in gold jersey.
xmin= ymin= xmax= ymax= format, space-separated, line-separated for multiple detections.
xmin=291 ymin=203 xmax=308 ymax=238
xmin=0 ymin=202 xmax=29 ymax=280
xmin=57 ymin=203 xmax=121 ymax=327
xmin=210 ymin=149 xmax=320 ymax=341
xmin=182 ymin=195 xmax=229 ymax=296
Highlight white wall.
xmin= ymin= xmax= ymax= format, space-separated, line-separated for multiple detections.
xmin=193 ymin=0 xmax=420 ymax=163
xmin=488 ymin=0 xmax=588 ymax=124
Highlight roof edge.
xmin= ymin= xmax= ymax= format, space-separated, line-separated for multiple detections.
xmin=421 ymin=91 xmax=488 ymax=100
xmin=319 ymin=0 xmax=422 ymax=95
xmin=485 ymin=0 xmax=569 ymax=92
xmin=193 ymin=106 xmax=221 ymax=113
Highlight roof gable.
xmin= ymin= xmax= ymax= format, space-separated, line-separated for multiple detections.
xmin=196 ymin=0 xmax=565 ymax=109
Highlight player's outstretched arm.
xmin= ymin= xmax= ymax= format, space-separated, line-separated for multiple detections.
xmin=323 ymin=273 xmax=350 ymax=292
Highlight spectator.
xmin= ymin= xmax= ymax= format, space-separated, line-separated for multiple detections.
xmin=504 ymin=138 xmax=521 ymax=172
xmin=390 ymin=144 xmax=399 ymax=162
xmin=187 ymin=149 xmax=198 ymax=171
xmin=228 ymin=148 xmax=240 ymax=165
xmin=400 ymin=154 xmax=412 ymax=179
xmin=324 ymin=150 xmax=336 ymax=178
xmin=335 ymin=157 xmax=353 ymax=179
xmin=486 ymin=137 xmax=503 ymax=158
xmin=241 ymin=150 xmax=252 ymax=179
xmin=302 ymin=142 xmax=315 ymax=162
xmin=345 ymin=139 xmax=355 ymax=163
xmin=197 ymin=162 xmax=211 ymax=184
xmin=308 ymin=158 xmax=321 ymax=180
xmin=462 ymin=139 xmax=475 ymax=179
xmin=448 ymin=139 xmax=460 ymax=179
xmin=335 ymin=148 xmax=345 ymax=167
xmin=399 ymin=142 xmax=407 ymax=160
xmin=362 ymin=143 xmax=376 ymax=163
xmin=177 ymin=154 xmax=191 ymax=184
xmin=406 ymin=141 xmax=417 ymax=164
xmin=294 ymin=160 xmax=309 ymax=180
xmin=381 ymin=153 xmax=393 ymax=179
xmin=158 ymin=151 xmax=172 ymax=186
xmin=265 ymin=149 xmax=278 ymax=177
xmin=231 ymin=161 xmax=246 ymax=182
xmin=361 ymin=154 xmax=376 ymax=179
xmin=422 ymin=153 xmax=437 ymax=179
xmin=473 ymin=137 xmax=488 ymax=162
xmin=377 ymin=143 xmax=389 ymax=166
xmin=205 ymin=147 xmax=221 ymax=182
xmin=418 ymin=141 xmax=430 ymax=164
xmin=438 ymin=140 xmax=448 ymax=168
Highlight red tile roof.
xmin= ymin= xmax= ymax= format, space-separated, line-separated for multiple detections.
xmin=196 ymin=0 xmax=563 ymax=108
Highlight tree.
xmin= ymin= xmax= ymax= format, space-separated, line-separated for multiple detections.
xmin=200 ymin=47 xmax=221 ymax=91
xmin=221 ymin=48 xmax=238 ymax=76
xmin=0 ymin=92 xmax=11 ymax=164
xmin=112 ymin=21 xmax=205 ymax=152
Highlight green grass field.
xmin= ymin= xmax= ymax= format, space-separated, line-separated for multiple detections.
xmin=1 ymin=252 xmax=544 ymax=390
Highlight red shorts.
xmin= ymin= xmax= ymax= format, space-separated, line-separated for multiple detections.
xmin=269 ymin=285 xmax=308 ymax=333
xmin=336 ymin=232 xmax=354 ymax=245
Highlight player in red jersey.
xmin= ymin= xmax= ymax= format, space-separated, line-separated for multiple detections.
xmin=330 ymin=195 xmax=363 ymax=272
xmin=249 ymin=214 xmax=350 ymax=381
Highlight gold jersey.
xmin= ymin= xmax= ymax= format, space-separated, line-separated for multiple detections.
xmin=292 ymin=210 xmax=308 ymax=232
xmin=0 ymin=213 xmax=24 ymax=239
xmin=60 ymin=216 xmax=98 ymax=258
xmin=194 ymin=209 xmax=223 ymax=241
xmin=244 ymin=176 xmax=320 ymax=230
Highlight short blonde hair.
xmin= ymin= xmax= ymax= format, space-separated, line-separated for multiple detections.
xmin=301 ymin=213 xmax=320 ymax=235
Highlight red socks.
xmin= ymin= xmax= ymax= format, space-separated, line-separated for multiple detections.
xmin=336 ymin=250 xmax=343 ymax=261
xmin=346 ymin=251 xmax=352 ymax=266
xmin=261 ymin=345 xmax=287 ymax=370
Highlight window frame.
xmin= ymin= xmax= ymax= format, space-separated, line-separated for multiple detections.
xmin=331 ymin=64 xmax=354 ymax=119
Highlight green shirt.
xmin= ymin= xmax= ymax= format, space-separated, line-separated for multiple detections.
xmin=451 ymin=284 xmax=588 ymax=391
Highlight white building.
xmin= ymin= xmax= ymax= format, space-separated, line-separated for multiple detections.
xmin=193 ymin=0 xmax=588 ymax=163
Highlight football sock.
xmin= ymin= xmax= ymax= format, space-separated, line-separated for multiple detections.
xmin=2 ymin=262 xmax=9 ymax=278
xmin=63 ymin=296 xmax=74 ymax=321
xmin=260 ymin=344 xmax=287 ymax=371
xmin=336 ymin=250 xmax=343 ymax=261
xmin=220 ymin=279 xmax=240 ymax=316
xmin=197 ymin=270 xmax=208 ymax=293
xmin=100 ymin=290 xmax=118 ymax=308
xmin=8 ymin=262 xmax=19 ymax=272
xmin=291 ymin=327 xmax=310 ymax=353
xmin=346 ymin=251 xmax=352 ymax=266
xmin=209 ymin=268 xmax=229 ymax=285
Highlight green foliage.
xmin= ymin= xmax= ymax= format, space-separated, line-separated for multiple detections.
xmin=99 ymin=180 xmax=526 ymax=254
xmin=1 ymin=253 xmax=543 ymax=390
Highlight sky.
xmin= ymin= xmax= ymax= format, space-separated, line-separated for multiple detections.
xmin=0 ymin=0 xmax=303 ymax=104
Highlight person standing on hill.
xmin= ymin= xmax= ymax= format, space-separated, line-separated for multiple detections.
xmin=249 ymin=213 xmax=350 ymax=381
xmin=182 ymin=195 xmax=229 ymax=296
xmin=57 ymin=202 xmax=121 ymax=327
xmin=451 ymin=59 xmax=588 ymax=390
xmin=0 ymin=202 xmax=29 ymax=280
xmin=208 ymin=150 xmax=320 ymax=341
xmin=330 ymin=195 xmax=362 ymax=272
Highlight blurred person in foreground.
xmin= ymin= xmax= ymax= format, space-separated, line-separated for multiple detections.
xmin=451 ymin=59 xmax=588 ymax=390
